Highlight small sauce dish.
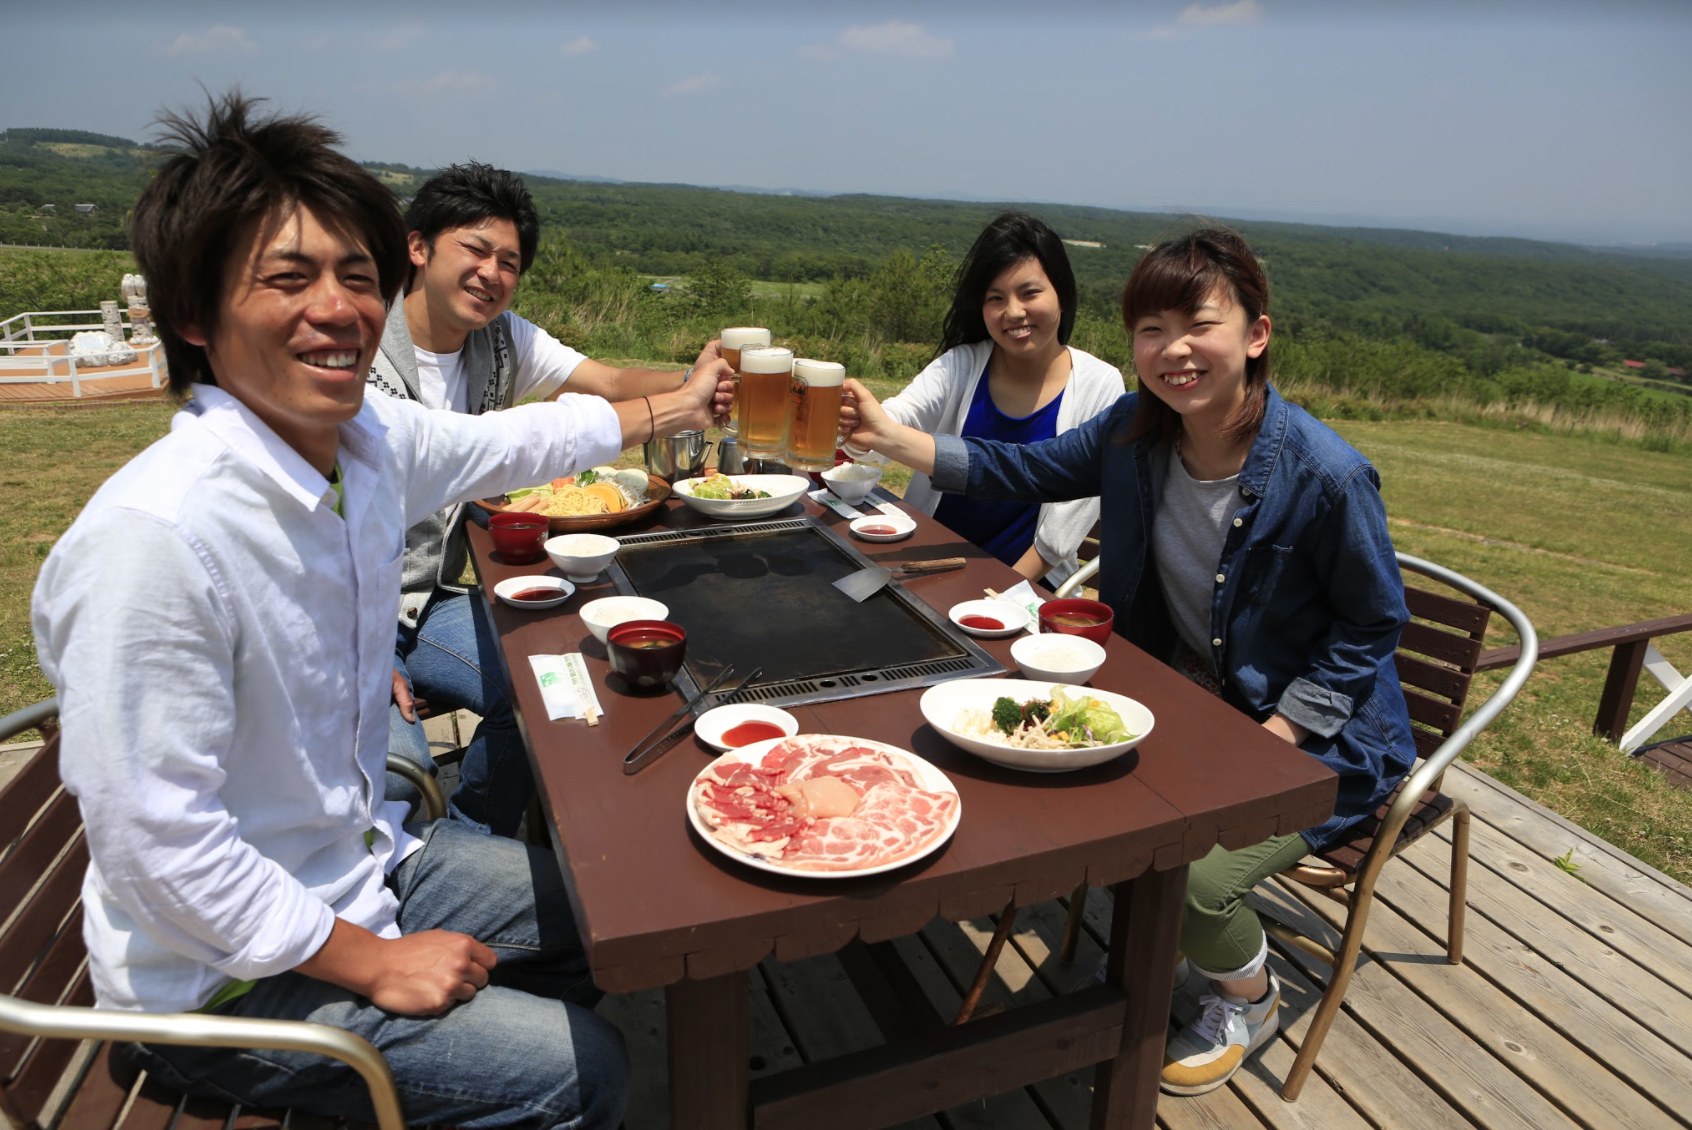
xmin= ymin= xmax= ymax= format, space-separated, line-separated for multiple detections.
xmin=849 ymin=514 xmax=915 ymax=542
xmin=694 ymin=703 xmax=800 ymax=752
xmin=494 ymin=575 xmax=575 ymax=610
xmin=947 ymin=598 xmax=1032 ymax=638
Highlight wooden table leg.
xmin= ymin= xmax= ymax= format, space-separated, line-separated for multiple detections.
xmin=666 ymin=970 xmax=751 ymax=1129
xmin=1091 ymin=864 xmax=1188 ymax=1129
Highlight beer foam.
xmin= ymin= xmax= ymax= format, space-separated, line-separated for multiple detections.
xmin=793 ymin=359 xmax=845 ymax=387
xmin=721 ymin=326 xmax=771 ymax=350
xmin=738 ymin=345 xmax=794 ymax=374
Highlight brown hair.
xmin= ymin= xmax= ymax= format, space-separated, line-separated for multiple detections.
xmin=130 ymin=90 xmax=407 ymax=396
xmin=1120 ymin=225 xmax=1271 ymax=448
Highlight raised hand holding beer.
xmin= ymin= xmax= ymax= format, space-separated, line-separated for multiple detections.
xmin=840 ymin=378 xmax=937 ymax=476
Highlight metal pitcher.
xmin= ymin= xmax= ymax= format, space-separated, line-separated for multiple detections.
xmin=716 ymin=434 xmax=747 ymax=475
xmin=644 ymin=429 xmax=713 ymax=483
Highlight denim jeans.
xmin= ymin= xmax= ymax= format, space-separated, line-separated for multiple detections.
xmin=388 ymin=591 xmax=534 ymax=836
xmin=127 ymin=820 xmax=628 ymax=1130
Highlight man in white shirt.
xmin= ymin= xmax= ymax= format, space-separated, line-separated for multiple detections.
xmin=370 ymin=162 xmax=732 ymax=834
xmin=30 ymin=92 xmax=717 ymax=1130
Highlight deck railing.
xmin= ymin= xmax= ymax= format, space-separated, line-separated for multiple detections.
xmin=1477 ymin=612 xmax=1692 ymax=745
xmin=0 ymin=309 xmax=166 ymax=396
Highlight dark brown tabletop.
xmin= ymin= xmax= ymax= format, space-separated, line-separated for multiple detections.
xmin=467 ymin=488 xmax=1336 ymax=1129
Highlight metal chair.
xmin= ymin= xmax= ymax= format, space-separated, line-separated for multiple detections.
xmin=1 ymin=699 xmax=431 ymax=1130
xmin=957 ymin=554 xmax=1538 ymax=1105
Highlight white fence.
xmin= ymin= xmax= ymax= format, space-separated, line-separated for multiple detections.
xmin=0 ymin=310 xmax=166 ymax=397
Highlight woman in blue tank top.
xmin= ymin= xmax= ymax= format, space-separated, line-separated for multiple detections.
xmin=873 ymin=213 xmax=1123 ymax=586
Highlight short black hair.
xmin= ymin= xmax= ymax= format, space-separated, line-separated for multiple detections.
xmin=403 ymin=162 xmax=540 ymax=288
xmin=936 ymin=211 xmax=1078 ymax=358
xmin=130 ymin=90 xmax=407 ymax=396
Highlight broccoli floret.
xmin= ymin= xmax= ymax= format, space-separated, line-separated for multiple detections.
xmin=991 ymin=696 xmax=1023 ymax=735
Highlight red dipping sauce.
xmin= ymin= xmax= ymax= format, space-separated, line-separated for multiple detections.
xmin=722 ymin=720 xmax=787 ymax=747
xmin=511 ymin=587 xmax=560 ymax=602
xmin=857 ymin=524 xmax=897 ymax=536
xmin=958 ymin=614 xmax=1005 ymax=631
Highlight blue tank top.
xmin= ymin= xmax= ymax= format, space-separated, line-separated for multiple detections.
xmin=933 ymin=364 xmax=1064 ymax=569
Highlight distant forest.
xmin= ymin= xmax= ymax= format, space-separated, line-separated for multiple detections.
xmin=3 ymin=129 xmax=1690 ymax=446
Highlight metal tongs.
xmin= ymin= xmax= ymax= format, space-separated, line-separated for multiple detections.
xmin=622 ymin=665 xmax=764 ymax=775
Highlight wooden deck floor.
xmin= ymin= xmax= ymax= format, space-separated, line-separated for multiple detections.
xmin=4 ymin=715 xmax=1685 ymax=1129
xmin=599 ymin=761 xmax=1692 ymax=1130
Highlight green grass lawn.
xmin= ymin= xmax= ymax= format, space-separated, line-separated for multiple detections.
xmin=4 ymin=397 xmax=1688 ymax=880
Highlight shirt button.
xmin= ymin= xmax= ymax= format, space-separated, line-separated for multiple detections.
xmin=1241 ymin=487 xmax=1253 ymax=498
xmin=1232 ymin=517 xmax=1243 ymax=527
xmin=1215 ymin=573 xmax=1226 ymax=584
xmin=1212 ymin=637 xmax=1222 ymax=647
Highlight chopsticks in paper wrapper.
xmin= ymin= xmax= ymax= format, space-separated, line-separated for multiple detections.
xmin=528 ymin=653 xmax=603 ymax=725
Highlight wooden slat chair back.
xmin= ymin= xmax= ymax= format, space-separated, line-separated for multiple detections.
xmin=1265 ymin=553 xmax=1537 ymax=1099
xmin=0 ymin=700 xmax=434 ymax=1130
xmin=956 ymin=553 xmax=1537 ymax=1104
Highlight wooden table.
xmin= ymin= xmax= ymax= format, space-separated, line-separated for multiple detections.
xmin=467 ymin=492 xmax=1336 ymax=1130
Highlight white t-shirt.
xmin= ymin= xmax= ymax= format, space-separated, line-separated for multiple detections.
xmin=413 ymin=313 xmax=589 ymax=412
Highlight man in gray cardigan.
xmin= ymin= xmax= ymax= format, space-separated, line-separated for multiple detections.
xmin=371 ymin=162 xmax=732 ymax=835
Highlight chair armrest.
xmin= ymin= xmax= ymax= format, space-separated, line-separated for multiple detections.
xmin=386 ymin=753 xmax=446 ymax=821
xmin=1055 ymin=556 xmax=1102 ymax=599
xmin=0 ymin=994 xmax=405 ymax=1130
xmin=1373 ymin=554 xmax=1540 ymax=853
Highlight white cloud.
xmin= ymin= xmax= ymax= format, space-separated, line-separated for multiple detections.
xmin=163 ymin=25 xmax=255 ymax=56
xmin=799 ymin=20 xmax=953 ymax=62
xmin=665 ymin=72 xmax=721 ymax=96
xmin=839 ymin=21 xmax=954 ymax=59
xmin=560 ymin=36 xmax=597 ymax=57
xmin=374 ymin=23 xmax=426 ymax=52
xmin=1178 ymin=0 xmax=1263 ymax=27
xmin=387 ymin=70 xmax=497 ymax=95
xmin=1143 ymin=0 xmax=1263 ymax=40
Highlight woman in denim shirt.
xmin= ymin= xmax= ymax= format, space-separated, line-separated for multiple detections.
xmin=840 ymin=227 xmax=1415 ymax=1097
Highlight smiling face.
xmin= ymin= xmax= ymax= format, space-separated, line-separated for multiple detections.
xmin=408 ymin=216 xmax=523 ymax=348
xmin=1131 ymin=284 xmax=1271 ymax=434
xmin=982 ymin=257 xmax=1065 ymax=365
xmin=183 ymin=204 xmax=384 ymax=474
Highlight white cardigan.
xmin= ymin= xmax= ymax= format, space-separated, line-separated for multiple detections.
xmin=884 ymin=341 xmax=1124 ymax=585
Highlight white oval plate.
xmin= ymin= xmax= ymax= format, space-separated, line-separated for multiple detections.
xmin=918 ymin=678 xmax=1154 ymax=773
xmin=849 ymin=514 xmax=916 ymax=542
xmin=688 ymin=734 xmax=960 ymax=878
xmin=494 ymin=575 xmax=576 ymax=610
xmin=694 ymin=703 xmax=800 ymax=752
xmin=947 ymin=599 xmax=1032 ymax=638
xmin=672 ymin=474 xmax=811 ymax=520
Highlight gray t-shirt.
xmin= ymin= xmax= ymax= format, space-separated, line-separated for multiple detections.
xmin=1154 ymin=444 xmax=1240 ymax=665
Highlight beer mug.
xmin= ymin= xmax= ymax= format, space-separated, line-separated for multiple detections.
xmin=735 ymin=345 xmax=793 ymax=461
xmin=786 ymin=359 xmax=846 ymax=471
xmin=720 ymin=327 xmax=770 ymax=434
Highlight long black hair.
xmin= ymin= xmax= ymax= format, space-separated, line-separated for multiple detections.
xmin=935 ymin=211 xmax=1078 ymax=359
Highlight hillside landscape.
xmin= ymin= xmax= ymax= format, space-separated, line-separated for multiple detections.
xmin=3 ymin=126 xmax=1691 ymax=448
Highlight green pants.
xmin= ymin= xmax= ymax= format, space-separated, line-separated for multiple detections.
xmin=1180 ymin=833 xmax=1312 ymax=979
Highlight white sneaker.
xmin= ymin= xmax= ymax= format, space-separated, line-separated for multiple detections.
xmin=1160 ymin=971 xmax=1280 ymax=1096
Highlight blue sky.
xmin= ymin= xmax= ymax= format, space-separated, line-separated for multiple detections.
xmin=5 ymin=0 xmax=1689 ymax=245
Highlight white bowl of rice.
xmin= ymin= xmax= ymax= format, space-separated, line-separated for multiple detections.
xmin=545 ymin=533 xmax=619 ymax=582
xmin=579 ymin=595 xmax=668 ymax=643
xmin=919 ymin=677 xmax=1154 ymax=773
